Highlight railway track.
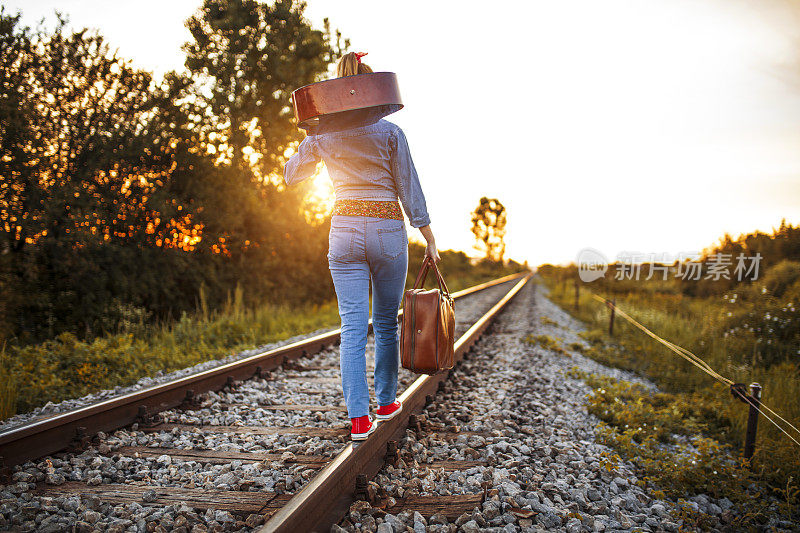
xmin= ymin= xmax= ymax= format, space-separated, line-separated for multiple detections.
xmin=0 ymin=271 xmax=531 ymax=532
xmin=261 ymin=273 xmax=532 ymax=533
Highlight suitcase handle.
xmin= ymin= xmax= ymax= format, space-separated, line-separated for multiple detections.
xmin=411 ymin=256 xmax=451 ymax=297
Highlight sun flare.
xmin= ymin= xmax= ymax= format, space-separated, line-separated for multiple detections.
xmin=301 ymin=163 xmax=335 ymax=224
xmin=310 ymin=166 xmax=334 ymax=200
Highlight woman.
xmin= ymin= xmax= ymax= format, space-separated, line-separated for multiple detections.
xmin=283 ymin=52 xmax=439 ymax=440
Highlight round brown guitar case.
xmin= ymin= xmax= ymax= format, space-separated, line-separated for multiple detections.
xmin=291 ymin=72 xmax=403 ymax=134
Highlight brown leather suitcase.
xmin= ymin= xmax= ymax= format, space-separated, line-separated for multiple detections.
xmin=400 ymin=257 xmax=455 ymax=374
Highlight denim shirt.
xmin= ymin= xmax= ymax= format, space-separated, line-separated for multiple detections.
xmin=283 ymin=119 xmax=431 ymax=228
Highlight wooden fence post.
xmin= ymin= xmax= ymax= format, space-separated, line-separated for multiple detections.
xmin=574 ymin=280 xmax=579 ymax=310
xmin=607 ymin=298 xmax=616 ymax=336
xmin=744 ymin=383 xmax=762 ymax=461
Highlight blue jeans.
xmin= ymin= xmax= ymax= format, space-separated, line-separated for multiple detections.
xmin=328 ymin=214 xmax=409 ymax=419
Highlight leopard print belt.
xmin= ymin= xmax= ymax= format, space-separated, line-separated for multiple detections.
xmin=332 ymin=199 xmax=404 ymax=220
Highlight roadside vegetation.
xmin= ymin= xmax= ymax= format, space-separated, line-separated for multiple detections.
xmin=565 ymin=368 xmax=786 ymax=529
xmin=538 ymin=221 xmax=800 ymax=527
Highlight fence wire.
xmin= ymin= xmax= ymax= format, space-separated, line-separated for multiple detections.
xmin=588 ymin=293 xmax=800 ymax=450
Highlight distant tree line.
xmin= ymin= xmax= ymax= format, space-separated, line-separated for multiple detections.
xmin=676 ymin=219 xmax=800 ymax=297
xmin=0 ymin=0 xmax=349 ymax=343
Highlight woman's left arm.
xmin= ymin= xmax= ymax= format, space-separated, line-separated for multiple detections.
xmin=283 ymin=135 xmax=320 ymax=186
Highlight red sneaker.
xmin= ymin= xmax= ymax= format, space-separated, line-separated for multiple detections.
xmin=376 ymin=400 xmax=403 ymax=420
xmin=351 ymin=415 xmax=376 ymax=441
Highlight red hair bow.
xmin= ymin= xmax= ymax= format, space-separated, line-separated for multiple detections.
xmin=355 ymin=52 xmax=368 ymax=63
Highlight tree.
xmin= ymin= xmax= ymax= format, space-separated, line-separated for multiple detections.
xmin=183 ymin=0 xmax=347 ymax=182
xmin=471 ymin=197 xmax=507 ymax=262
xmin=180 ymin=0 xmax=348 ymax=306
xmin=0 ymin=1 xmax=346 ymax=343
xmin=0 ymin=8 xmax=208 ymax=339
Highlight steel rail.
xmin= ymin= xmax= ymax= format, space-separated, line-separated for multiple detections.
xmin=260 ymin=272 xmax=533 ymax=533
xmin=0 ymin=271 xmax=528 ymax=467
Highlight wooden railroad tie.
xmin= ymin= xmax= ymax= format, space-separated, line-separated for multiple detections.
xmin=295 ymin=388 xmax=335 ymax=395
xmin=215 ymin=403 xmax=347 ymax=412
xmin=104 ymin=447 xmax=485 ymax=472
xmin=414 ymin=460 xmax=486 ymax=471
xmin=280 ymin=363 xmax=335 ymax=372
xmin=380 ymin=494 xmax=484 ymax=520
xmin=282 ymin=376 xmax=373 ymax=384
xmin=420 ymin=430 xmax=495 ymax=440
xmin=140 ymin=423 xmax=349 ymax=438
xmin=35 ymin=482 xmax=292 ymax=514
xmin=106 ymin=446 xmax=329 ymax=467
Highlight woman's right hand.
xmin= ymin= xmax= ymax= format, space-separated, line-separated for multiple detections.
xmin=418 ymin=224 xmax=440 ymax=264
xmin=425 ymin=242 xmax=441 ymax=264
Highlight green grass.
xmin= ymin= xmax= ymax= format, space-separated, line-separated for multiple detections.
xmin=523 ymin=333 xmax=569 ymax=357
xmin=0 ymin=290 xmax=342 ymax=419
xmin=541 ymin=274 xmax=800 ymax=523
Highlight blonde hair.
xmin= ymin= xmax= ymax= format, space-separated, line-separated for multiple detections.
xmin=336 ymin=52 xmax=374 ymax=77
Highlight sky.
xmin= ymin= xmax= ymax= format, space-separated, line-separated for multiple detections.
xmin=5 ymin=0 xmax=800 ymax=266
